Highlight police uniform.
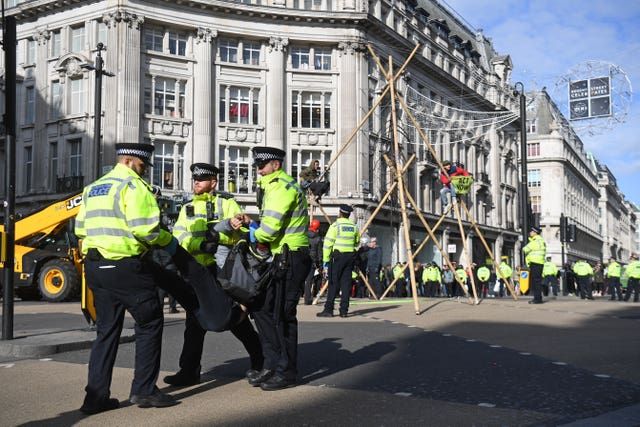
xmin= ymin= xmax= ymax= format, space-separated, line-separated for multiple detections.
xmin=164 ymin=163 xmax=263 ymax=387
xmin=523 ymin=226 xmax=546 ymax=304
xmin=606 ymin=258 xmax=623 ymax=301
xmin=623 ymin=254 xmax=640 ymax=302
xmin=572 ymin=260 xmax=594 ymax=300
xmin=476 ymin=265 xmax=491 ymax=298
xmin=248 ymin=147 xmax=311 ymax=391
xmin=318 ymin=205 xmax=360 ymax=317
xmin=542 ymin=258 xmax=559 ymax=297
xmin=497 ymin=261 xmax=512 ymax=298
xmin=423 ymin=263 xmax=442 ymax=297
xmin=75 ymin=143 xmax=178 ymax=413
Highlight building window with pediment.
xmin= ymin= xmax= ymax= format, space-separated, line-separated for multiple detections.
xmin=69 ymin=78 xmax=85 ymax=115
xmin=151 ymin=140 xmax=185 ymax=191
xmin=219 ymin=86 xmax=259 ymax=125
xmin=291 ymin=91 xmax=331 ymax=129
xmin=144 ymin=77 xmax=186 ymax=118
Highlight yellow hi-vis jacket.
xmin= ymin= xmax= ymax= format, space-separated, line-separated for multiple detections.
xmin=573 ymin=261 xmax=593 ymax=277
xmin=523 ymin=234 xmax=546 ymax=266
xmin=172 ymin=192 xmax=242 ymax=267
xmin=542 ymin=261 xmax=558 ymax=277
xmin=477 ymin=266 xmax=491 ymax=282
xmin=422 ymin=265 xmax=442 ymax=283
xmin=606 ymin=261 xmax=621 ymax=278
xmin=254 ymin=169 xmax=309 ymax=254
xmin=498 ymin=262 xmax=513 ymax=281
xmin=322 ymin=217 xmax=360 ymax=263
xmin=625 ymin=260 xmax=640 ymax=279
xmin=75 ymin=163 xmax=172 ymax=260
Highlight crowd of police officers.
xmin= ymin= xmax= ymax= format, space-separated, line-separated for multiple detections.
xmin=74 ymin=143 xmax=639 ymax=415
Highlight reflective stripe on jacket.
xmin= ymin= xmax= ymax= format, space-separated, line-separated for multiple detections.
xmin=322 ymin=217 xmax=360 ymax=263
xmin=524 ymin=234 xmax=546 ymax=266
xmin=626 ymin=260 xmax=640 ymax=279
xmin=75 ymin=163 xmax=172 ymax=260
xmin=607 ymin=261 xmax=621 ymax=278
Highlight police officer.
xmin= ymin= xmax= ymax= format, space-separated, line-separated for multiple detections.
xmin=542 ymin=256 xmax=559 ymax=297
xmin=423 ymin=262 xmax=442 ymax=297
xmin=573 ymin=259 xmax=594 ymax=300
xmin=606 ymin=257 xmax=623 ymax=301
xmin=623 ymin=253 xmax=640 ymax=302
xmin=244 ymin=147 xmax=311 ymax=391
xmin=523 ymin=225 xmax=546 ymax=304
xmin=317 ymin=204 xmax=360 ymax=318
xmin=163 ymin=163 xmax=263 ymax=387
xmin=76 ymin=143 xmax=179 ymax=413
xmin=497 ymin=259 xmax=513 ymax=298
xmin=476 ymin=264 xmax=491 ymax=298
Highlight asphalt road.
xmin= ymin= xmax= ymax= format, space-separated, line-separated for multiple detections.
xmin=1 ymin=296 xmax=639 ymax=426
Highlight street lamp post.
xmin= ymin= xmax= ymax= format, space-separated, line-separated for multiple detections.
xmin=90 ymin=43 xmax=114 ymax=181
xmin=515 ymin=82 xmax=529 ymax=267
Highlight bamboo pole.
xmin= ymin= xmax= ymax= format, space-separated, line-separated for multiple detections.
xmin=453 ymin=202 xmax=479 ymax=304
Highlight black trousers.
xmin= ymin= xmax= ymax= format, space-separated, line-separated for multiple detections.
xmin=83 ymin=256 xmax=163 ymax=404
xmin=253 ymin=250 xmax=311 ymax=379
xmin=367 ymin=270 xmax=382 ymax=299
xmin=324 ymin=252 xmax=355 ymax=315
xmin=576 ymin=275 xmax=593 ymax=299
xmin=608 ymin=277 xmax=623 ymax=300
xmin=529 ymin=263 xmax=544 ymax=302
xmin=624 ymin=277 xmax=639 ymax=301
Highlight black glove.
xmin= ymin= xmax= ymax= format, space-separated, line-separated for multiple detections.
xmin=205 ymin=226 xmax=220 ymax=244
xmin=200 ymin=229 xmax=220 ymax=254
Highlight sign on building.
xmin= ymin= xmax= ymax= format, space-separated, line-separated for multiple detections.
xmin=568 ymin=76 xmax=611 ymax=120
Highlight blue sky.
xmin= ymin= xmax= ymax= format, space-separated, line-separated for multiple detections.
xmin=443 ymin=0 xmax=640 ymax=206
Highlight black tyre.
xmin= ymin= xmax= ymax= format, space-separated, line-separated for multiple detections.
xmin=15 ymin=287 xmax=41 ymax=301
xmin=38 ymin=259 xmax=79 ymax=302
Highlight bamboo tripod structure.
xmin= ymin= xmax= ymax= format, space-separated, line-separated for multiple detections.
xmin=310 ymin=43 xmax=518 ymax=310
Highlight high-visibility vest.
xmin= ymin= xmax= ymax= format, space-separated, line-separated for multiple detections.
xmin=477 ymin=266 xmax=491 ymax=281
xmin=542 ymin=261 xmax=558 ymax=277
xmin=254 ymin=169 xmax=309 ymax=254
xmin=607 ymin=261 xmax=621 ymax=278
xmin=626 ymin=260 xmax=640 ymax=279
xmin=573 ymin=261 xmax=593 ymax=277
xmin=456 ymin=268 xmax=467 ymax=282
xmin=392 ymin=265 xmax=405 ymax=279
xmin=422 ymin=266 xmax=441 ymax=283
xmin=75 ymin=163 xmax=172 ymax=260
xmin=524 ymin=235 xmax=546 ymax=266
xmin=172 ymin=192 xmax=242 ymax=267
xmin=499 ymin=263 xmax=512 ymax=280
xmin=323 ymin=217 xmax=360 ymax=263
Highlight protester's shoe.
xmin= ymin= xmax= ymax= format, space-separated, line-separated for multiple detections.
xmin=259 ymin=373 xmax=297 ymax=391
xmin=80 ymin=398 xmax=119 ymax=415
xmin=339 ymin=313 xmax=348 ymax=318
xmin=163 ymin=370 xmax=200 ymax=387
xmin=528 ymin=300 xmax=543 ymax=304
xmin=130 ymin=388 xmax=179 ymax=408
xmin=247 ymin=369 xmax=275 ymax=386
xmin=316 ymin=311 xmax=333 ymax=318
xmin=246 ymin=369 xmax=261 ymax=380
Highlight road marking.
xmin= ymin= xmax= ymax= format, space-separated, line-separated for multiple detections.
xmin=395 ymin=392 xmax=412 ymax=397
xmin=552 ymin=361 xmax=567 ymax=365
xmin=520 ymin=352 xmax=531 ymax=356
xmin=490 ymin=345 xmax=502 ymax=348
xmin=478 ymin=402 xmax=496 ymax=407
xmin=594 ymin=374 xmax=610 ymax=378
xmin=39 ymin=358 xmax=53 ymax=362
xmin=0 ymin=363 xmax=15 ymax=368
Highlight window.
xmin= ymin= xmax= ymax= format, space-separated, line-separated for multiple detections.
xmin=526 ymin=119 xmax=537 ymax=134
xmin=242 ymin=41 xmax=261 ymax=66
xmin=527 ymin=169 xmax=541 ymax=188
xmin=26 ymin=39 xmax=36 ymax=64
xmin=51 ymin=30 xmax=61 ymax=57
xmin=145 ymin=27 xmax=164 ymax=53
xmin=291 ymin=47 xmax=310 ymax=69
xmin=291 ymin=149 xmax=332 ymax=184
xmin=168 ymin=30 xmax=188 ymax=56
xmin=530 ymin=195 xmax=541 ymax=214
xmin=69 ymin=139 xmax=82 ymax=177
xmin=219 ymin=86 xmax=259 ymax=125
xmin=51 ymin=81 xmax=61 ymax=118
xmin=25 ymin=86 xmax=35 ymax=124
xmin=313 ymin=47 xmax=332 ymax=70
xmin=24 ymin=146 xmax=32 ymax=192
xmin=219 ymin=39 xmax=238 ymax=63
xmin=527 ymin=142 xmax=540 ymax=157
xmin=152 ymin=141 xmax=184 ymax=191
xmin=145 ymin=77 xmax=186 ymax=118
xmin=291 ymin=91 xmax=331 ymax=129
xmin=218 ymin=145 xmax=252 ymax=194
xmin=49 ymin=142 xmax=58 ymax=189
xmin=70 ymin=78 xmax=85 ymax=115
xmin=71 ymin=26 xmax=85 ymax=52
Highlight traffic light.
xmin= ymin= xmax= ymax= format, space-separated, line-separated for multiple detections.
xmin=560 ymin=215 xmax=568 ymax=242
xmin=568 ymin=224 xmax=577 ymax=242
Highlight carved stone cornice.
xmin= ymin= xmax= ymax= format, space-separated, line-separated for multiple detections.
xmin=102 ymin=9 xmax=144 ymax=30
xmin=268 ymin=36 xmax=289 ymax=53
xmin=196 ymin=27 xmax=218 ymax=44
xmin=33 ymin=28 xmax=51 ymax=45
xmin=337 ymin=40 xmax=366 ymax=56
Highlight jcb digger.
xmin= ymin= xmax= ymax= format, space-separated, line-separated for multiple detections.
xmin=0 ymin=193 xmax=84 ymax=303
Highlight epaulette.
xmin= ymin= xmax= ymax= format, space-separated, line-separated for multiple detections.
xmin=215 ymin=191 xmax=235 ymax=199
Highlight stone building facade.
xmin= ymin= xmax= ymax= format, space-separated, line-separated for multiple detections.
xmin=1 ymin=0 xmax=523 ymax=269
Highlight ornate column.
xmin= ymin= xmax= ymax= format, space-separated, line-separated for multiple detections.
xmin=265 ymin=36 xmax=288 ymax=151
xmin=102 ymin=9 xmax=143 ymax=154
xmin=193 ymin=27 xmax=217 ymax=164
xmin=336 ymin=40 xmax=365 ymax=196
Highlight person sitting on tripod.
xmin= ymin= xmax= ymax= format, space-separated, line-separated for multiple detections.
xmin=439 ymin=160 xmax=470 ymax=209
